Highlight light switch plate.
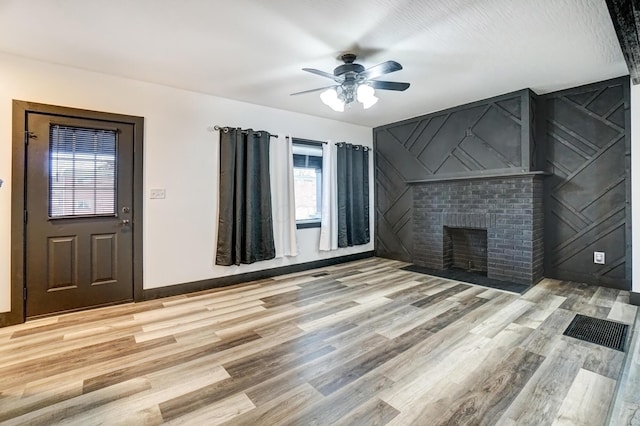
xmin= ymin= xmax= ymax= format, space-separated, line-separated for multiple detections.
xmin=150 ymin=188 xmax=166 ymax=199
xmin=594 ymin=251 xmax=605 ymax=264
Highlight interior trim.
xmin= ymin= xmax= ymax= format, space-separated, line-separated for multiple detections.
xmin=605 ymin=0 xmax=640 ymax=85
xmin=296 ymin=221 xmax=321 ymax=229
xmin=406 ymin=171 xmax=547 ymax=185
xmin=143 ymin=251 xmax=374 ymax=301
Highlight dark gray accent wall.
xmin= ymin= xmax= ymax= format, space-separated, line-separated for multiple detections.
xmin=374 ymin=89 xmax=536 ymax=262
xmin=541 ymin=77 xmax=631 ymax=289
xmin=374 ymin=77 xmax=630 ymax=290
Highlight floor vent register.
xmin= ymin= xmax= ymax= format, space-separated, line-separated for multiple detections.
xmin=563 ymin=314 xmax=629 ymax=352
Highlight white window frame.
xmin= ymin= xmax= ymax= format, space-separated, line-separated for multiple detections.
xmin=292 ymin=139 xmax=323 ymax=229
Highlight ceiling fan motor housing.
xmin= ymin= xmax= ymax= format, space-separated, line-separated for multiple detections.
xmin=334 ymin=53 xmax=364 ymax=78
xmin=334 ymin=62 xmax=365 ymax=77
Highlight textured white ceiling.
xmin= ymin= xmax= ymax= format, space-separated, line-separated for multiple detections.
xmin=0 ymin=0 xmax=628 ymax=127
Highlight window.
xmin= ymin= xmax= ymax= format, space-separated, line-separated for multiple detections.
xmin=292 ymin=139 xmax=323 ymax=229
xmin=49 ymin=124 xmax=117 ymax=218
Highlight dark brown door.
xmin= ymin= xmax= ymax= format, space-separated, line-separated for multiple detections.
xmin=25 ymin=112 xmax=134 ymax=317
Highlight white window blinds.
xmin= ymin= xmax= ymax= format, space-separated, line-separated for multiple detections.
xmin=49 ymin=125 xmax=117 ymax=218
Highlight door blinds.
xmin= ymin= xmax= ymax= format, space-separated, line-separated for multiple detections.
xmin=49 ymin=124 xmax=117 ymax=218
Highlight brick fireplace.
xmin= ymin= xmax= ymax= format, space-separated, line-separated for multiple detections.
xmin=412 ymin=173 xmax=544 ymax=285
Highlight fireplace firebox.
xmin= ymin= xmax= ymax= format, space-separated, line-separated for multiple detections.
xmin=444 ymin=227 xmax=488 ymax=274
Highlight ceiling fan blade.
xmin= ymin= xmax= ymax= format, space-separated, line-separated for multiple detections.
xmin=302 ymin=68 xmax=344 ymax=82
xmin=290 ymin=85 xmax=337 ymax=96
xmin=360 ymin=61 xmax=403 ymax=80
xmin=369 ymin=80 xmax=410 ymax=91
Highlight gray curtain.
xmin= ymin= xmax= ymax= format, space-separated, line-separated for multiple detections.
xmin=216 ymin=128 xmax=276 ymax=265
xmin=336 ymin=143 xmax=370 ymax=247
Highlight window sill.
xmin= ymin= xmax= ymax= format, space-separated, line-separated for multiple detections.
xmin=296 ymin=221 xmax=321 ymax=229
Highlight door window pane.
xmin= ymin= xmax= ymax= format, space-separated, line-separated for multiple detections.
xmin=49 ymin=125 xmax=117 ymax=218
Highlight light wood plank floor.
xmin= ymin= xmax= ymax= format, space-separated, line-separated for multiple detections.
xmin=0 ymin=257 xmax=637 ymax=425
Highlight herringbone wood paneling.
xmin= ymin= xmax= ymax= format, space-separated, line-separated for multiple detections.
xmin=542 ymin=77 xmax=630 ymax=289
xmin=374 ymin=90 xmax=531 ymax=262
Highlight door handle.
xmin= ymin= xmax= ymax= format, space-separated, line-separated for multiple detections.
xmin=120 ymin=219 xmax=131 ymax=226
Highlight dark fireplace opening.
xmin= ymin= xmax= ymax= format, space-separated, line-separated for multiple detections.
xmin=444 ymin=227 xmax=488 ymax=276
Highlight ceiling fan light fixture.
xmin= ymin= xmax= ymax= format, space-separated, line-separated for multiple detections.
xmin=331 ymin=100 xmax=345 ymax=112
xmin=294 ymin=54 xmax=408 ymax=112
xmin=361 ymin=95 xmax=378 ymax=110
xmin=357 ymin=84 xmax=378 ymax=109
xmin=320 ymin=87 xmax=337 ymax=105
xmin=320 ymin=88 xmax=345 ymax=112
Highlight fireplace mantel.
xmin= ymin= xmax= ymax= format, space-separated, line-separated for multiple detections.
xmin=406 ymin=171 xmax=547 ymax=185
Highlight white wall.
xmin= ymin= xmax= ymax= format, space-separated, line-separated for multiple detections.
xmin=0 ymin=52 xmax=373 ymax=313
xmin=632 ymin=83 xmax=640 ymax=294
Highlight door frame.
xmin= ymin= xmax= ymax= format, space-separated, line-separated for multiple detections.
xmin=6 ymin=100 xmax=144 ymax=326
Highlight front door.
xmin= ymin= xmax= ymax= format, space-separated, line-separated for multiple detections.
xmin=25 ymin=112 xmax=135 ymax=317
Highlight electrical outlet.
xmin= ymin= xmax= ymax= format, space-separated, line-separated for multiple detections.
xmin=150 ymin=188 xmax=166 ymax=199
xmin=594 ymin=251 xmax=605 ymax=265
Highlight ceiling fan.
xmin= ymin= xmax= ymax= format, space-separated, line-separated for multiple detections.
xmin=291 ymin=53 xmax=410 ymax=112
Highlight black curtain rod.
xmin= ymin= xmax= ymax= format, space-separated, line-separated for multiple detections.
xmin=335 ymin=142 xmax=370 ymax=151
xmin=286 ymin=136 xmax=327 ymax=145
xmin=213 ymin=125 xmax=278 ymax=138
xmin=285 ymin=137 xmax=371 ymax=150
